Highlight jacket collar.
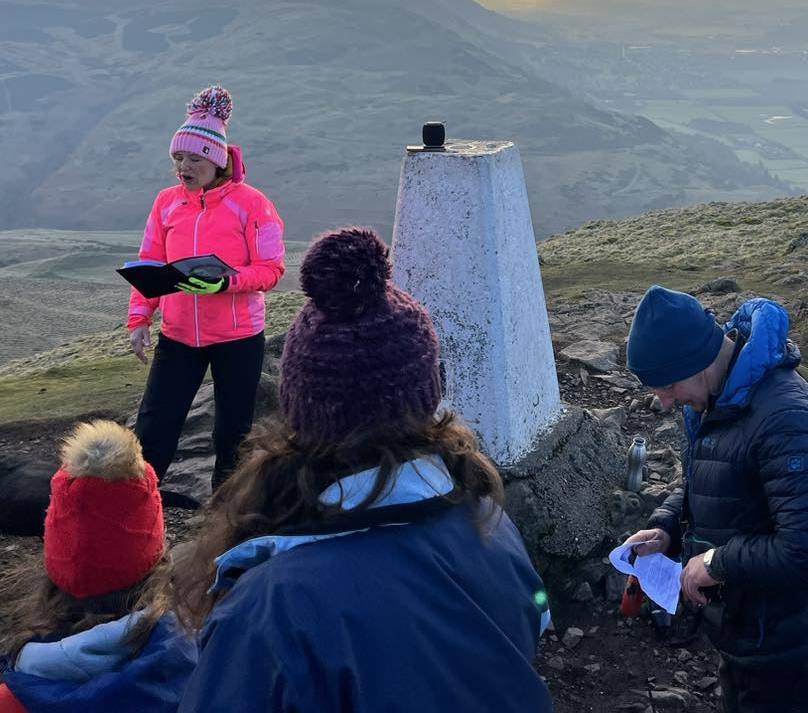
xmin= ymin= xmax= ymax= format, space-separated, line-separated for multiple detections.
xmin=209 ymin=456 xmax=454 ymax=594
xmin=181 ymin=179 xmax=235 ymax=206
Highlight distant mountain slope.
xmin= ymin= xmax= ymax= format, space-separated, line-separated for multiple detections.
xmin=0 ymin=0 xmax=791 ymax=239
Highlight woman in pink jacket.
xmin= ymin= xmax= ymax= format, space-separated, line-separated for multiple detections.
xmin=128 ymin=85 xmax=285 ymax=492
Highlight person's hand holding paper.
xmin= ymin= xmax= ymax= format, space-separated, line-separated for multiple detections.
xmin=623 ymin=528 xmax=671 ymax=557
xmin=609 ymin=531 xmax=681 ymax=615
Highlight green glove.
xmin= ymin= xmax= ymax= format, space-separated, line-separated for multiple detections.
xmin=177 ymin=276 xmax=228 ymax=295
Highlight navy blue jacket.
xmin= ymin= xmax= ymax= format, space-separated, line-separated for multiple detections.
xmin=2 ymin=616 xmax=197 ymax=712
xmin=648 ymin=299 xmax=808 ymax=669
xmin=180 ymin=490 xmax=552 ymax=712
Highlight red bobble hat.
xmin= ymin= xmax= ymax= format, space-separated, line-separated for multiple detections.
xmin=44 ymin=420 xmax=165 ymax=600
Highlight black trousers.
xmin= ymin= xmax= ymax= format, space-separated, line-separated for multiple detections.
xmin=134 ymin=331 xmax=265 ymax=491
xmin=720 ymin=657 xmax=808 ymax=713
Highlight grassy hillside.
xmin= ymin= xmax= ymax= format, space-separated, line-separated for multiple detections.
xmin=0 ymin=229 xmax=310 ymax=365
xmin=541 ymin=195 xmax=808 ymax=325
xmin=0 ymin=290 xmax=306 ymax=424
xmin=3 ymin=194 xmax=808 ymax=426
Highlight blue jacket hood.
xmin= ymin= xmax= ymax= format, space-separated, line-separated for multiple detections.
xmin=15 ymin=612 xmax=142 ymax=683
xmin=3 ymin=615 xmax=197 ymax=713
xmin=718 ymin=298 xmax=796 ymax=408
xmin=684 ymin=298 xmax=797 ymax=434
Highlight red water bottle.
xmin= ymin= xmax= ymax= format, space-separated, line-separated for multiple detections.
xmin=621 ymin=575 xmax=644 ymax=618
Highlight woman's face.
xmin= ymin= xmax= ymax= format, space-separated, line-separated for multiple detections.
xmin=172 ymin=151 xmax=218 ymax=191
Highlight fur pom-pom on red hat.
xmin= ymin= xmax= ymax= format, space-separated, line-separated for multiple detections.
xmin=44 ymin=421 xmax=165 ymax=600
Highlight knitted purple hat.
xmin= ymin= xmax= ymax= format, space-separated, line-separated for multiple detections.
xmin=280 ymin=227 xmax=442 ymax=444
xmin=169 ymin=85 xmax=232 ymax=168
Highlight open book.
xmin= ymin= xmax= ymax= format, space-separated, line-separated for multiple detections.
xmin=117 ymin=254 xmax=238 ymax=298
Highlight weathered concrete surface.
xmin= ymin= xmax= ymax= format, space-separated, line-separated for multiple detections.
xmin=391 ymin=140 xmax=560 ymax=465
xmin=501 ymin=405 xmax=625 ymax=562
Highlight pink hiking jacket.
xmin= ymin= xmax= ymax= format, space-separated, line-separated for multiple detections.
xmin=127 ymin=146 xmax=285 ymax=347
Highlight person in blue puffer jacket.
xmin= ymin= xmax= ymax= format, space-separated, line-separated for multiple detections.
xmin=624 ymin=285 xmax=808 ymax=713
xmin=0 ymin=420 xmax=197 ymax=713
xmin=169 ymin=227 xmax=554 ymax=713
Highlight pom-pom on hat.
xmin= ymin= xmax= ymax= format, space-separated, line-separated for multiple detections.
xmin=280 ymin=227 xmax=442 ymax=444
xmin=627 ymin=285 xmax=725 ymax=387
xmin=169 ymin=85 xmax=233 ymax=169
xmin=44 ymin=420 xmax=165 ymax=600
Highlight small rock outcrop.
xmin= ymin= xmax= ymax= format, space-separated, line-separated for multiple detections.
xmin=559 ymin=340 xmax=620 ymax=373
xmin=501 ymin=406 xmax=624 ymax=562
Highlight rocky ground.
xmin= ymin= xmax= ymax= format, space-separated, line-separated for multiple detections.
xmin=532 ymin=283 xmax=786 ymax=712
xmin=539 ymin=351 xmax=722 ymax=713
xmin=0 ymin=280 xmax=763 ymax=712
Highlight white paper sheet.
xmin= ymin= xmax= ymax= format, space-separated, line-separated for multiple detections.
xmin=608 ymin=540 xmax=682 ymax=615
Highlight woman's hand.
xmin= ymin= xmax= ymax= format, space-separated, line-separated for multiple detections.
xmin=130 ymin=326 xmax=151 ymax=365
xmin=624 ymin=528 xmax=671 ymax=557
xmin=177 ymin=276 xmax=227 ymax=295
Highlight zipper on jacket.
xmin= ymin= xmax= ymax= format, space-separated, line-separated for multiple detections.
xmin=192 ymin=194 xmax=207 ymax=347
xmin=231 ymin=294 xmax=238 ymax=329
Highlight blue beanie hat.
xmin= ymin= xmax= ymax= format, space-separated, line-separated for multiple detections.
xmin=627 ymin=285 xmax=725 ymax=387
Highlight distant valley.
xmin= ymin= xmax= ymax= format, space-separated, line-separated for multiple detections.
xmin=0 ymin=229 xmax=307 ymax=365
xmin=0 ymin=0 xmax=793 ymax=243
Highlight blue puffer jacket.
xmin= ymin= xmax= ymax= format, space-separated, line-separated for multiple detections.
xmin=1 ymin=614 xmax=197 ymax=712
xmin=648 ymin=299 xmax=808 ymax=669
xmin=179 ymin=457 xmax=553 ymax=713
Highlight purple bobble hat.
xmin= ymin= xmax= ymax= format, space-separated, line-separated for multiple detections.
xmin=169 ymin=85 xmax=232 ymax=168
xmin=279 ymin=227 xmax=442 ymax=444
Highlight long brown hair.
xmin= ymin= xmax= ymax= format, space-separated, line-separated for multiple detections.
xmin=0 ymin=557 xmax=167 ymax=662
xmin=168 ymin=411 xmax=503 ymax=631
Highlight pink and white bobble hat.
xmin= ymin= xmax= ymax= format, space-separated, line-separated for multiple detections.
xmin=169 ymin=85 xmax=233 ymax=169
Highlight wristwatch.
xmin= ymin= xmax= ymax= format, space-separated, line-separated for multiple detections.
xmin=703 ymin=548 xmax=725 ymax=583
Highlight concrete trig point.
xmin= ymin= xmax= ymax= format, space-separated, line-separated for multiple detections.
xmin=391 ymin=131 xmax=561 ymax=465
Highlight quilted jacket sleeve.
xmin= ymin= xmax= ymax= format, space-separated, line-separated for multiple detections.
xmin=227 ymin=193 xmax=285 ymax=294
xmin=127 ymin=198 xmax=167 ymax=330
xmin=647 ymin=488 xmax=685 ymax=558
xmin=716 ymin=407 xmax=808 ymax=588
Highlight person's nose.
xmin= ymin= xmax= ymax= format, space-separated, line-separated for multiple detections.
xmin=656 ymin=391 xmax=675 ymax=409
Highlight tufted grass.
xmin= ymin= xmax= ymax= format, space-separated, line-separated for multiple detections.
xmin=0 ymin=291 xmax=305 ymax=425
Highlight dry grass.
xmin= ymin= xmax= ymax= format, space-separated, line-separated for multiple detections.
xmin=540 ymin=196 xmax=808 ymax=270
xmin=0 ymin=291 xmax=306 ymax=424
xmin=540 ymin=196 xmax=808 ymax=345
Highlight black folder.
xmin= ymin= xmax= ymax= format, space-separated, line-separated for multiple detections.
xmin=117 ymin=254 xmax=238 ymax=299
